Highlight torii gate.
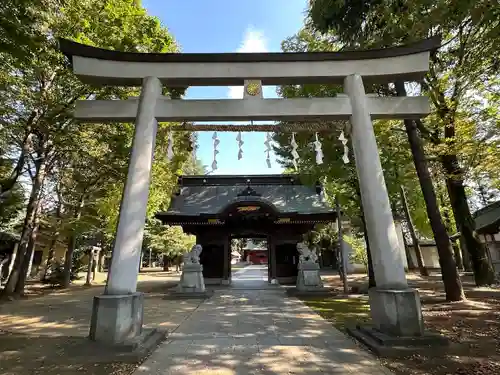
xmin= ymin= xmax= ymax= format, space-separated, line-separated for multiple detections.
xmin=60 ymin=37 xmax=440 ymax=346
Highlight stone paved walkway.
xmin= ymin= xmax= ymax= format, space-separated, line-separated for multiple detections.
xmin=135 ymin=289 xmax=392 ymax=374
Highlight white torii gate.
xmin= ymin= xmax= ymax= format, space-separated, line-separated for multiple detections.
xmin=60 ymin=37 xmax=440 ymax=346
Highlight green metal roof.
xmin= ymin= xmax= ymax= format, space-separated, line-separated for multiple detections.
xmin=474 ymin=200 xmax=500 ymax=234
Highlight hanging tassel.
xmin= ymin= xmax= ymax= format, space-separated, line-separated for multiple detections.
xmin=290 ymin=132 xmax=299 ymax=170
xmin=339 ymin=131 xmax=350 ymax=164
xmin=314 ymin=132 xmax=324 ymax=165
xmin=236 ymin=131 xmax=244 ymax=160
xmin=264 ymin=132 xmax=272 ymax=168
xmin=167 ymin=131 xmax=174 ymax=160
xmin=320 ymin=177 xmax=328 ymax=203
xmin=212 ymin=132 xmax=219 ymax=171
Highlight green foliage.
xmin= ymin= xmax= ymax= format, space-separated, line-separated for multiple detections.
xmin=145 ymin=219 xmax=195 ymax=258
xmin=0 ymin=0 xmax=60 ymax=62
xmin=0 ymin=0 xmax=203 ymax=295
xmin=344 ymin=234 xmax=368 ymax=266
xmin=307 ymin=0 xmax=500 ymax=203
xmin=231 ymin=239 xmax=247 ymax=255
xmin=304 ymin=222 xmax=337 ymax=251
xmin=275 ymin=29 xmax=432 ymax=237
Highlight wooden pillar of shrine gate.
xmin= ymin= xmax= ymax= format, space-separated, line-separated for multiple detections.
xmin=89 ymin=76 xmax=161 ymax=345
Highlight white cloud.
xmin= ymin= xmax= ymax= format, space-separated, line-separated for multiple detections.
xmin=228 ymin=27 xmax=268 ymax=99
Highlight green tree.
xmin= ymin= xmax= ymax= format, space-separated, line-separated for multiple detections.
xmin=145 ymin=219 xmax=195 ymax=267
xmin=307 ymin=0 xmax=498 ymax=287
xmin=275 ymin=27 xmax=466 ymax=300
xmin=0 ymin=0 xmax=182 ymax=298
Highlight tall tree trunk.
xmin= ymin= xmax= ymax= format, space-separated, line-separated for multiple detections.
xmin=92 ymin=249 xmax=99 ymax=281
xmin=442 ymin=208 xmax=464 ymax=270
xmin=62 ymin=196 xmax=85 ymax=288
xmin=63 ymin=234 xmax=77 ymax=288
xmin=442 ymin=154 xmax=495 ymax=286
xmin=0 ymin=257 xmax=9 ymax=285
xmin=335 ymin=197 xmax=349 ymax=293
xmin=1 ymin=156 xmax=46 ymax=299
xmin=43 ymin=192 xmax=63 ymax=280
xmin=14 ymin=219 xmax=40 ymax=295
xmin=459 ymin=237 xmax=472 ymax=272
xmin=43 ymin=239 xmax=57 ymax=281
xmin=98 ymin=250 xmax=104 ymax=272
xmin=395 ymin=81 xmax=465 ymax=301
xmin=0 ymin=123 xmax=34 ymax=200
xmin=85 ymin=250 xmax=93 ymax=286
xmin=400 ymin=185 xmax=428 ymax=277
xmin=7 ymin=242 xmax=19 ymax=281
xmin=163 ymin=254 xmax=169 ymax=271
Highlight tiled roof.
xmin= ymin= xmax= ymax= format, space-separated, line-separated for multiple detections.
xmin=474 ymin=201 xmax=500 ymax=234
xmin=158 ymin=175 xmax=333 ymax=217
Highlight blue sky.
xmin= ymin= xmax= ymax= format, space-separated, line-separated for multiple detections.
xmin=143 ymin=0 xmax=308 ymax=174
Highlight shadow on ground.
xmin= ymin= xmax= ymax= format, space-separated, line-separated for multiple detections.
xmin=314 ymin=271 xmax=500 ymax=375
xmin=135 ymin=289 xmax=390 ymax=375
xmin=0 ymin=276 xmax=203 ymax=375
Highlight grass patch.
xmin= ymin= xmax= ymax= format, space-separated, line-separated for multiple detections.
xmin=302 ymin=297 xmax=371 ymax=331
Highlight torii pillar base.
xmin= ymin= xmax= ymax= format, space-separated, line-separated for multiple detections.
xmin=89 ymin=292 xmax=144 ymax=345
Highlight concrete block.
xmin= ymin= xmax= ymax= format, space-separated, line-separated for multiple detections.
xmin=89 ymin=292 xmax=144 ymax=345
xmin=368 ymin=288 xmax=424 ymax=336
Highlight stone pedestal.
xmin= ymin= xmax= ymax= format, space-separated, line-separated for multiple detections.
xmin=368 ymin=288 xmax=424 ymax=336
xmin=177 ymin=263 xmax=205 ymax=293
xmin=346 ymin=288 xmax=449 ymax=356
xmin=296 ymin=262 xmax=323 ymax=291
xmin=89 ymin=293 xmax=144 ymax=345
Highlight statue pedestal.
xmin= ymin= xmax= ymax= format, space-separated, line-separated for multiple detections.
xmin=177 ymin=263 xmax=205 ymax=293
xmin=296 ymin=262 xmax=324 ymax=292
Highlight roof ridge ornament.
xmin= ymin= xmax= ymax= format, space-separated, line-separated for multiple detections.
xmin=237 ymin=185 xmax=261 ymax=197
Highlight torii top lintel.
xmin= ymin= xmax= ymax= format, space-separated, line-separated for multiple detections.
xmin=59 ymin=36 xmax=441 ymax=87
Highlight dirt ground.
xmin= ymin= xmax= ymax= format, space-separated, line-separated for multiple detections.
xmin=309 ymin=271 xmax=500 ymax=375
xmin=0 ymin=271 xmax=202 ymax=375
xmin=2 ymin=270 xmax=499 ymax=375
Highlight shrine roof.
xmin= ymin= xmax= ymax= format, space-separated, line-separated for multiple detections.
xmin=156 ymin=174 xmax=334 ymax=220
xmin=474 ymin=200 xmax=500 ymax=234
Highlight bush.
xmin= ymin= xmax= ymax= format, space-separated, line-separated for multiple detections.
xmin=43 ymin=253 xmax=85 ymax=287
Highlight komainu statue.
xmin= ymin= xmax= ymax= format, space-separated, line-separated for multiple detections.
xmin=297 ymin=242 xmax=318 ymax=264
xmin=295 ymin=241 xmax=324 ymax=292
xmin=183 ymin=244 xmax=202 ymax=265
xmin=177 ymin=244 xmax=206 ymax=295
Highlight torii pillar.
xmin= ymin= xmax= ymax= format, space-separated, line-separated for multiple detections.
xmin=89 ymin=76 xmax=161 ymax=345
xmin=345 ymin=74 xmax=424 ymax=337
